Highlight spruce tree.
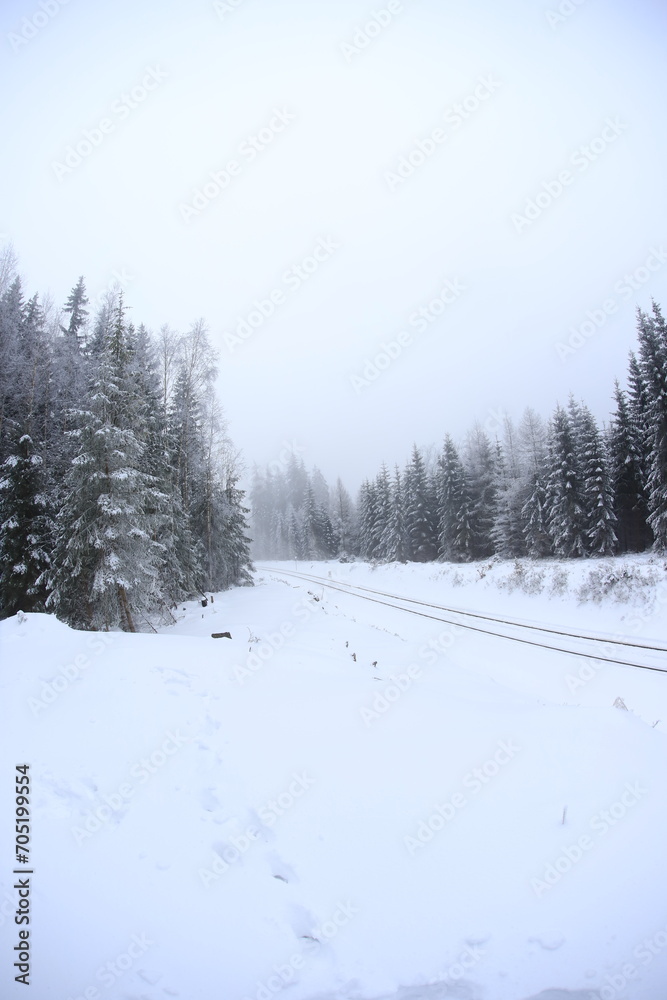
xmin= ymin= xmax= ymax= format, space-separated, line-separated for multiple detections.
xmin=372 ymin=465 xmax=392 ymax=560
xmin=521 ymin=469 xmax=552 ymax=558
xmin=609 ymin=382 xmax=651 ymax=552
xmin=331 ymin=478 xmax=356 ymax=559
xmin=635 ymin=304 xmax=667 ymax=550
xmin=572 ymin=401 xmax=617 ymax=556
xmin=545 ymin=404 xmax=587 ymax=557
xmin=381 ymin=466 xmax=409 ymax=563
xmin=464 ymin=426 xmax=496 ymax=559
xmin=0 ymin=434 xmax=53 ymax=616
xmin=491 ymin=440 xmax=526 ymax=559
xmin=404 ymin=445 xmax=438 ymax=562
xmin=453 ymin=469 xmax=476 ymax=562
xmin=47 ymin=297 xmax=165 ymax=630
xmin=60 ymin=276 xmax=89 ymax=349
xmin=357 ymin=480 xmax=379 ymax=561
xmin=0 ymin=278 xmax=24 ymax=461
xmin=436 ymin=435 xmax=465 ymax=562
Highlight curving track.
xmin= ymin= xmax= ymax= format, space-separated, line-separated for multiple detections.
xmin=256 ymin=564 xmax=667 ymax=676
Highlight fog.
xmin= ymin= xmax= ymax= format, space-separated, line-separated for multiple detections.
xmin=3 ymin=0 xmax=667 ymax=490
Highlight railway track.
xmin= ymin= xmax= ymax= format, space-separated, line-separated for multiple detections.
xmin=256 ymin=565 xmax=667 ymax=676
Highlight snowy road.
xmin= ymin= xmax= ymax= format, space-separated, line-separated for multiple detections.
xmin=2 ymin=559 xmax=667 ymax=999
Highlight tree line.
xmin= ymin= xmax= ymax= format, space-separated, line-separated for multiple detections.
xmin=250 ymin=303 xmax=667 ymax=564
xmin=0 ymin=252 xmax=253 ymax=631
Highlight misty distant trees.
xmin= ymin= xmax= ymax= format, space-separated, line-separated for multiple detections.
xmin=0 ymin=257 xmax=252 ymax=630
xmin=251 ymin=303 xmax=667 ymax=564
xmin=250 ymin=458 xmax=348 ymax=561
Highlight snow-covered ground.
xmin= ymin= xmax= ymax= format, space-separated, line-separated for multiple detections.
xmin=1 ymin=555 xmax=667 ymax=1000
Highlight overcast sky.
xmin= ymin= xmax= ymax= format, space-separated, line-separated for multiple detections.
xmin=3 ymin=0 xmax=667 ymax=492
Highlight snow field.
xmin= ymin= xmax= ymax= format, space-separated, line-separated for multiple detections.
xmin=1 ymin=557 xmax=666 ymax=999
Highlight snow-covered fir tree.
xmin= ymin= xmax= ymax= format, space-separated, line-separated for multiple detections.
xmin=404 ymin=445 xmax=438 ymax=562
xmin=464 ymin=426 xmax=496 ymax=559
xmin=609 ymin=381 xmax=651 ymax=553
xmin=570 ymin=399 xmax=617 ymax=556
xmin=0 ymin=434 xmax=53 ymax=615
xmin=635 ymin=303 xmax=667 ymax=550
xmin=435 ymin=436 xmax=466 ymax=562
xmin=331 ymin=478 xmax=356 ymax=559
xmin=545 ymin=403 xmax=587 ymax=558
xmin=381 ymin=466 xmax=409 ymax=563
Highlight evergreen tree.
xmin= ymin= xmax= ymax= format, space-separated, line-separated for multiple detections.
xmin=0 ymin=279 xmax=24 ymax=461
xmin=60 ymin=276 xmax=89 ymax=349
xmin=372 ymin=465 xmax=392 ymax=560
xmin=609 ymin=382 xmax=651 ymax=552
xmin=249 ymin=468 xmax=273 ymax=559
xmin=381 ymin=466 xmax=409 ymax=562
xmin=635 ymin=304 xmax=667 ymax=550
xmin=491 ymin=440 xmax=526 ymax=559
xmin=464 ymin=426 xmax=496 ymax=558
xmin=301 ymin=482 xmax=335 ymax=559
xmin=331 ymin=478 xmax=356 ymax=559
xmin=453 ymin=469 xmax=476 ymax=562
xmin=545 ymin=404 xmax=587 ymax=557
xmin=46 ymin=297 xmax=166 ymax=630
xmin=203 ymin=468 xmax=254 ymax=589
xmin=572 ymin=400 xmax=617 ymax=556
xmin=0 ymin=242 xmax=18 ymax=298
xmin=0 ymin=434 xmax=53 ymax=615
xmin=357 ymin=480 xmax=379 ymax=561
xmin=436 ymin=436 xmax=465 ymax=562
xmin=521 ymin=469 xmax=552 ymax=558
xmin=626 ymin=351 xmax=653 ymax=491
xmin=287 ymin=507 xmax=306 ymax=560
xmin=404 ymin=445 xmax=438 ymax=561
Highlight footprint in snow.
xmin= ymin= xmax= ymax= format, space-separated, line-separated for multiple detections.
xmin=200 ymin=788 xmax=221 ymax=813
xmin=267 ymin=850 xmax=298 ymax=885
xmin=528 ymin=936 xmax=566 ymax=951
xmin=288 ymin=903 xmax=320 ymax=942
xmin=154 ymin=665 xmax=192 ymax=693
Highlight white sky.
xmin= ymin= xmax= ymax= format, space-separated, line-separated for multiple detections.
xmin=2 ymin=0 xmax=667 ymax=491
